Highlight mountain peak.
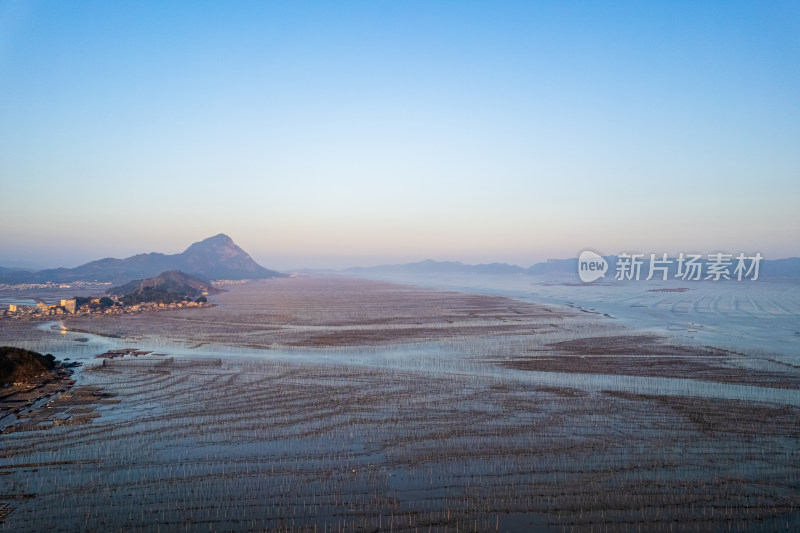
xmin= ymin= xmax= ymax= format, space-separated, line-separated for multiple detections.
xmin=179 ymin=234 xmax=280 ymax=280
xmin=183 ymin=234 xmax=240 ymax=255
xmin=205 ymin=233 xmax=234 ymax=244
xmin=0 ymin=234 xmax=284 ymax=284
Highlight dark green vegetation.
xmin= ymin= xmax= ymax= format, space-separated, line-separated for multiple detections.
xmin=0 ymin=347 xmax=56 ymax=385
xmin=109 ymin=270 xmax=213 ymax=305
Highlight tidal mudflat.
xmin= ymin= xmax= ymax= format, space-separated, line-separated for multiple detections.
xmin=1 ymin=277 xmax=799 ymax=532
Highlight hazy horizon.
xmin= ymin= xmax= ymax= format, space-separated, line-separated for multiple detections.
xmin=2 ymin=2 xmax=799 ymax=270
xmin=1 ymin=231 xmax=798 ymax=274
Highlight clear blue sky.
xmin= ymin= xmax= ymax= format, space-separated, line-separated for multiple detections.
xmin=1 ymin=1 xmax=798 ymax=269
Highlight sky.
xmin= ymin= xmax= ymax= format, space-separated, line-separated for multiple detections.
xmin=1 ymin=1 xmax=798 ymax=270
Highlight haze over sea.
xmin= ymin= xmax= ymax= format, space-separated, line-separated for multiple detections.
xmin=356 ymin=272 xmax=800 ymax=359
xmin=1 ymin=1 xmax=798 ymax=268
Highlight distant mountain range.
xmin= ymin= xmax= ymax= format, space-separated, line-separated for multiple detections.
xmin=0 ymin=234 xmax=284 ymax=284
xmin=340 ymin=255 xmax=800 ymax=280
xmin=3 ymin=240 xmax=798 ymax=285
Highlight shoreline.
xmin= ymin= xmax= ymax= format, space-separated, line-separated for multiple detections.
xmin=1 ymin=302 xmax=215 ymax=322
xmin=0 ymin=367 xmax=76 ymax=431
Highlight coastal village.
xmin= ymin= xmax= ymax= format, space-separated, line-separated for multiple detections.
xmin=2 ymin=295 xmax=209 ymax=320
xmin=1 ymin=269 xmax=215 ymax=321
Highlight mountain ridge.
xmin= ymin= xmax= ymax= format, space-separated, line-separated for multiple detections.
xmin=336 ymin=256 xmax=800 ymax=280
xmin=0 ymin=234 xmax=284 ymax=284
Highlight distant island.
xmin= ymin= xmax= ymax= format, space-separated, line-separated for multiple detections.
xmin=109 ymin=270 xmax=216 ymax=305
xmin=0 ymin=233 xmax=284 ymax=285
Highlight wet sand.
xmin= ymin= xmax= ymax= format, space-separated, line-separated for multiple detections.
xmin=56 ymin=276 xmax=566 ymax=348
xmin=2 ymin=356 xmax=799 ymax=532
xmin=0 ymin=369 xmax=75 ymax=426
xmin=1 ymin=277 xmax=798 ymax=532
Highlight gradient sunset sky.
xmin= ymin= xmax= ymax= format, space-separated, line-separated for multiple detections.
xmin=1 ymin=1 xmax=798 ymax=270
